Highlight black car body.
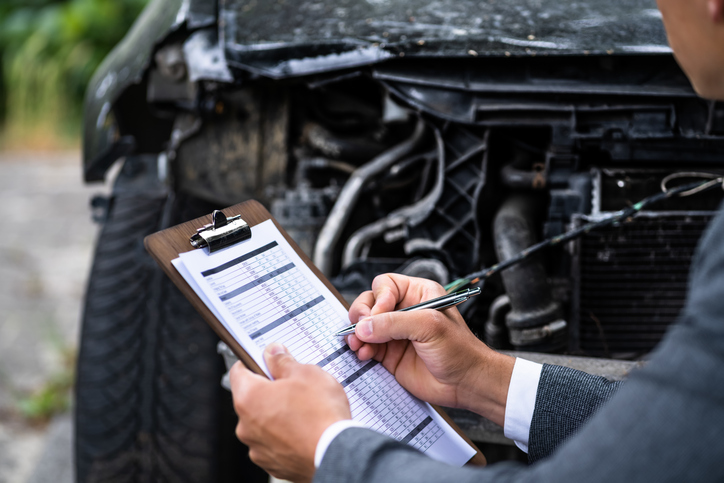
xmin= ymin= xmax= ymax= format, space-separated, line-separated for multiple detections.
xmin=76 ymin=0 xmax=724 ymax=481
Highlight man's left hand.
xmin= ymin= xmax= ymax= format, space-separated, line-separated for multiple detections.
xmin=230 ymin=343 xmax=351 ymax=483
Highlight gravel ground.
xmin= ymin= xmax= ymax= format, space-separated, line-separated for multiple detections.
xmin=0 ymin=151 xmax=109 ymax=483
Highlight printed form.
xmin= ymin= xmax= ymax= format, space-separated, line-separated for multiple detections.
xmin=172 ymin=219 xmax=475 ymax=466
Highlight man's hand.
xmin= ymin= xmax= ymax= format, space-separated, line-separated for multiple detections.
xmin=230 ymin=344 xmax=351 ymax=483
xmin=347 ymin=274 xmax=514 ymax=426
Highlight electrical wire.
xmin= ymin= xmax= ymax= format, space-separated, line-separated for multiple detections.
xmin=661 ymin=172 xmax=724 ymax=197
xmin=444 ymin=175 xmax=724 ymax=293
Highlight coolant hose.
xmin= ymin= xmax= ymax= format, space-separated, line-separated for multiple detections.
xmin=493 ymin=194 xmax=565 ymax=349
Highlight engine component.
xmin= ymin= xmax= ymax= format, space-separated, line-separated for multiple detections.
xmin=572 ymin=212 xmax=715 ymax=357
xmin=341 ymin=132 xmax=443 ymax=270
xmin=271 ymin=185 xmax=338 ymax=257
xmin=493 ymin=195 xmax=566 ymax=350
xmin=500 ymin=161 xmax=547 ymax=190
xmin=295 ymin=154 xmax=357 ymax=177
xmin=398 ymin=258 xmax=450 ymax=286
xmin=343 ymin=215 xmax=409 ymax=269
xmin=402 ymin=126 xmax=488 ymax=277
xmin=485 ymin=295 xmax=511 ymax=349
xmin=314 ymin=118 xmax=426 ymax=276
xmin=303 ymin=122 xmax=390 ymax=162
xmin=544 ymin=173 xmax=592 ymax=238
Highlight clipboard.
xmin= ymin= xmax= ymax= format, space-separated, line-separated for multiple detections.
xmin=144 ymin=199 xmax=486 ymax=467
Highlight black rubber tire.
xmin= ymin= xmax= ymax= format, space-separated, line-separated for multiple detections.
xmin=74 ymin=158 xmax=267 ymax=483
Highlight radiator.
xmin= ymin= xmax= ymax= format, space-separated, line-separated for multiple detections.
xmin=571 ymin=212 xmax=714 ymax=357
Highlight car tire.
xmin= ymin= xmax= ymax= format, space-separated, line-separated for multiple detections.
xmin=74 ymin=157 xmax=267 ymax=483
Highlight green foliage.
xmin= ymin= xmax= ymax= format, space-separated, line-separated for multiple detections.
xmin=16 ymin=348 xmax=76 ymax=424
xmin=17 ymin=371 xmax=73 ymax=422
xmin=0 ymin=0 xmax=149 ymax=148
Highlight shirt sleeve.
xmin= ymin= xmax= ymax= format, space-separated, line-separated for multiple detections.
xmin=504 ymin=358 xmax=543 ymax=453
xmin=315 ymin=420 xmax=367 ymax=468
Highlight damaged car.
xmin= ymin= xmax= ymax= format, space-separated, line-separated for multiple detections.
xmin=75 ymin=0 xmax=724 ymax=481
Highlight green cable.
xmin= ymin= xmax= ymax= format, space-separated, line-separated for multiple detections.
xmin=444 ymin=178 xmax=722 ymax=294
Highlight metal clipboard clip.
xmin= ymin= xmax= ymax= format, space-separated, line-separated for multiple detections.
xmin=189 ymin=210 xmax=252 ymax=253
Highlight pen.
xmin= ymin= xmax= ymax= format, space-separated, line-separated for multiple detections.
xmin=334 ymin=287 xmax=482 ymax=337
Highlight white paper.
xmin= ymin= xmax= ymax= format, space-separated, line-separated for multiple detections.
xmin=173 ymin=219 xmax=476 ymax=466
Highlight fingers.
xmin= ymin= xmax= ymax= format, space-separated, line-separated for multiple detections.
xmin=370 ymin=275 xmax=402 ymax=315
xmin=348 ymin=275 xmax=409 ymax=323
xmin=369 ymin=274 xmax=447 ymax=313
xmin=347 ymin=281 xmax=398 ymax=362
xmin=356 ymin=341 xmax=380 ymax=361
xmin=230 ymin=361 xmax=268 ymax=431
xmin=349 ymin=290 xmax=375 ymax=324
xmin=350 ymin=275 xmax=447 ymax=322
xmin=345 ymin=332 xmax=381 ymax=361
xmin=230 ymin=361 xmax=266 ymax=401
xmin=355 ymin=309 xmax=450 ymax=344
xmin=263 ymin=343 xmax=300 ymax=380
xmin=345 ymin=333 xmax=363 ymax=351
xmin=347 ymin=274 xmax=450 ymax=366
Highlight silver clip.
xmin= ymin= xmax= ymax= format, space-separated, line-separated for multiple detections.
xmin=190 ymin=210 xmax=251 ymax=253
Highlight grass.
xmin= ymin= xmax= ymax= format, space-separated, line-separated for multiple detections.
xmin=16 ymin=347 xmax=76 ymax=425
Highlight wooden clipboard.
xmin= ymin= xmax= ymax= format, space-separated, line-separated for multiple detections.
xmin=144 ymin=199 xmax=486 ymax=466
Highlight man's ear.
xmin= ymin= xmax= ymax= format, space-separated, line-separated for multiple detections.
xmin=709 ymin=0 xmax=724 ymax=22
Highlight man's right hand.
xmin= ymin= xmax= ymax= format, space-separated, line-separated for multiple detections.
xmin=347 ymin=274 xmax=515 ymax=426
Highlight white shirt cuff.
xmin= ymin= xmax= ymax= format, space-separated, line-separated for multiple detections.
xmin=504 ymin=358 xmax=543 ymax=453
xmin=314 ymin=420 xmax=367 ymax=468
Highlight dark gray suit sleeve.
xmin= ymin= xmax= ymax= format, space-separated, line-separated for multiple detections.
xmin=528 ymin=364 xmax=623 ymax=462
xmin=315 ymin=200 xmax=724 ymax=483
xmin=315 ymin=370 xmax=624 ymax=483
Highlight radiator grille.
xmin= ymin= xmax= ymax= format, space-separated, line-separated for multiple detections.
xmin=575 ymin=213 xmax=714 ymax=357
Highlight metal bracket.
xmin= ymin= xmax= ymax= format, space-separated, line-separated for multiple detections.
xmin=509 ymin=319 xmax=568 ymax=346
xmin=190 ymin=210 xmax=251 ymax=253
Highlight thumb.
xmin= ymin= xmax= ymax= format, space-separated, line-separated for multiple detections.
xmin=263 ymin=343 xmax=299 ymax=380
xmin=355 ymin=310 xmax=445 ymax=344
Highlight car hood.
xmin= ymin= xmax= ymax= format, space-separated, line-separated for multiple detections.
xmin=222 ymin=0 xmax=670 ymax=78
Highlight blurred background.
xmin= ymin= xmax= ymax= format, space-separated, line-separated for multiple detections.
xmin=0 ymin=0 xmax=148 ymax=149
xmin=0 ymin=1 xmax=148 ymax=481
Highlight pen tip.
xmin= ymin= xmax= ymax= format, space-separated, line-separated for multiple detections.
xmin=335 ymin=326 xmax=356 ymax=336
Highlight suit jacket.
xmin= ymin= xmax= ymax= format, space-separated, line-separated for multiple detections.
xmin=314 ymin=201 xmax=724 ymax=482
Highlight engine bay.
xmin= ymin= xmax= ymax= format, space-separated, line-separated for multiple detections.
xmin=156 ymin=54 xmax=724 ymax=360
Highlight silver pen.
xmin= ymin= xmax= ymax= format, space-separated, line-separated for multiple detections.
xmin=334 ymin=287 xmax=481 ymax=337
